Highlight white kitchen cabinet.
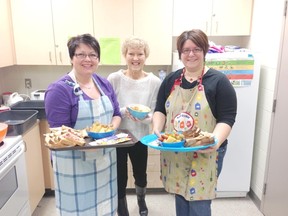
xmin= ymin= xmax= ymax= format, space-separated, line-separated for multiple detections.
xmin=23 ymin=121 xmax=45 ymax=214
xmin=173 ymin=0 xmax=253 ymax=36
xmin=173 ymin=0 xmax=212 ymax=36
xmin=0 ymin=0 xmax=14 ymax=67
xmin=134 ymin=0 xmax=173 ymax=65
xmin=93 ymin=0 xmax=173 ymax=65
xmin=93 ymin=0 xmax=133 ymax=65
xmin=10 ymin=0 xmax=94 ymax=65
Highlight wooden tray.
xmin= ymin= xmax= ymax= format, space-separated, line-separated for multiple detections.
xmin=48 ymin=129 xmax=137 ymax=151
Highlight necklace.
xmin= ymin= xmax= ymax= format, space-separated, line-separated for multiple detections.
xmin=77 ymin=80 xmax=94 ymax=89
xmin=183 ymin=67 xmax=205 ymax=83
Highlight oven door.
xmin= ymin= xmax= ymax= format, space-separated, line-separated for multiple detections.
xmin=0 ymin=143 xmax=31 ymax=216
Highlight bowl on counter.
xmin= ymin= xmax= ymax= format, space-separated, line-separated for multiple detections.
xmin=0 ymin=123 xmax=8 ymax=143
xmin=127 ymin=104 xmax=151 ymax=120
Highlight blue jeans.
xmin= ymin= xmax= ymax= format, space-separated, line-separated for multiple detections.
xmin=175 ymin=145 xmax=227 ymax=216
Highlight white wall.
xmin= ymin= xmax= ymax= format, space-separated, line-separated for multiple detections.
xmin=0 ymin=65 xmax=169 ymax=98
xmin=248 ymin=0 xmax=285 ymax=200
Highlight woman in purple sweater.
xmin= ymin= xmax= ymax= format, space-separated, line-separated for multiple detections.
xmin=45 ymin=34 xmax=121 ymax=216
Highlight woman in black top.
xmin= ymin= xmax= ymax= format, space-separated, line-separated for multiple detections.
xmin=152 ymin=29 xmax=237 ymax=216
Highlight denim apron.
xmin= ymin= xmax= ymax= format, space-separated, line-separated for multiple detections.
xmin=161 ymin=67 xmax=218 ymax=201
xmin=52 ymin=75 xmax=117 ymax=216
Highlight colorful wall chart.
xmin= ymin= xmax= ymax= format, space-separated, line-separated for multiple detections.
xmin=206 ymin=58 xmax=254 ymax=87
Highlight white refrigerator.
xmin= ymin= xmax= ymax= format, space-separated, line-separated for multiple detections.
xmin=172 ymin=51 xmax=260 ymax=197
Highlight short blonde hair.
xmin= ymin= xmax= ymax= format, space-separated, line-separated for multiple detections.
xmin=122 ymin=37 xmax=150 ymax=58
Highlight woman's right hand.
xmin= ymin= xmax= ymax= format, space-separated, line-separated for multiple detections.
xmin=152 ymin=111 xmax=166 ymax=138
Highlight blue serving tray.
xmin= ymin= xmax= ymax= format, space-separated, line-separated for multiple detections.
xmin=140 ymin=134 xmax=217 ymax=152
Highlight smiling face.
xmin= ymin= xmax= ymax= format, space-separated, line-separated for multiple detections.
xmin=180 ymin=40 xmax=204 ymax=72
xmin=71 ymin=43 xmax=99 ymax=77
xmin=125 ymin=47 xmax=146 ymax=72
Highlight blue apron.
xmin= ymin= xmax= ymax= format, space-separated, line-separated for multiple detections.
xmin=52 ymin=77 xmax=117 ymax=216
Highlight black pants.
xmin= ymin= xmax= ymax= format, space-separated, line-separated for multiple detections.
xmin=117 ymin=141 xmax=148 ymax=199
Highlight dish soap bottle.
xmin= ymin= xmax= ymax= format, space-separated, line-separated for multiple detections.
xmin=158 ymin=69 xmax=167 ymax=81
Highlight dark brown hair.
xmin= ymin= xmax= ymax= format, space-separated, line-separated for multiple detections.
xmin=176 ymin=29 xmax=209 ymax=59
xmin=67 ymin=34 xmax=101 ymax=60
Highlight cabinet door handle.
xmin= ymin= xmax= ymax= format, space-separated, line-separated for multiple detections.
xmin=49 ymin=52 xmax=52 ymax=63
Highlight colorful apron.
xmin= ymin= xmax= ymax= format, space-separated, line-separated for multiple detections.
xmin=161 ymin=67 xmax=218 ymax=201
xmin=52 ymin=75 xmax=117 ymax=216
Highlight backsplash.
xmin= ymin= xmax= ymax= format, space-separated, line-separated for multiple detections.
xmin=0 ymin=65 xmax=170 ymax=102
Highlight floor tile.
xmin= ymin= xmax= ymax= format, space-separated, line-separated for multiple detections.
xmin=32 ymin=193 xmax=263 ymax=216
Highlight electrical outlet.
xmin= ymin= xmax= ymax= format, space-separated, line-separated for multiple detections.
xmin=25 ymin=78 xmax=32 ymax=89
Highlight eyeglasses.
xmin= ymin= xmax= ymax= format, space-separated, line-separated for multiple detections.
xmin=74 ymin=53 xmax=98 ymax=60
xmin=181 ymin=48 xmax=203 ymax=55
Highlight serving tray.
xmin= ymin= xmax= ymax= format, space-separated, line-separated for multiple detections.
xmin=48 ymin=129 xmax=137 ymax=151
xmin=140 ymin=134 xmax=217 ymax=152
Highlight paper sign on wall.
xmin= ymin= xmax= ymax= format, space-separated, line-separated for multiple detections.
xmin=99 ymin=38 xmax=121 ymax=65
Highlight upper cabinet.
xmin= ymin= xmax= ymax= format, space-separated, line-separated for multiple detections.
xmin=93 ymin=0 xmax=133 ymax=65
xmin=173 ymin=0 xmax=253 ymax=36
xmin=0 ymin=0 xmax=15 ymax=67
xmin=51 ymin=0 xmax=94 ymax=65
xmin=134 ymin=0 xmax=173 ymax=65
xmin=93 ymin=0 xmax=173 ymax=65
xmin=10 ymin=0 xmax=94 ymax=65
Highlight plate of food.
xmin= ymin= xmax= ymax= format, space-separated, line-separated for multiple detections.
xmin=140 ymin=127 xmax=217 ymax=152
xmin=86 ymin=122 xmax=115 ymax=139
xmin=45 ymin=127 xmax=137 ymax=151
xmin=127 ymin=104 xmax=151 ymax=120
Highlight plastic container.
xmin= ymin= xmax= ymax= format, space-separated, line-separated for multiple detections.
xmin=0 ymin=123 xmax=8 ymax=143
xmin=0 ymin=110 xmax=38 ymax=136
xmin=2 ymin=92 xmax=12 ymax=105
xmin=158 ymin=69 xmax=167 ymax=81
xmin=10 ymin=100 xmax=46 ymax=119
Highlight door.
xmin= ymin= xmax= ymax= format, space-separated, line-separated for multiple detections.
xmin=261 ymin=4 xmax=288 ymax=215
xmin=52 ymin=0 xmax=94 ymax=65
xmin=10 ymin=0 xmax=55 ymax=65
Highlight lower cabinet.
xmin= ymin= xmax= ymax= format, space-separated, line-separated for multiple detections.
xmin=23 ymin=121 xmax=45 ymax=213
xmin=127 ymin=148 xmax=163 ymax=189
xmin=39 ymin=120 xmax=55 ymax=190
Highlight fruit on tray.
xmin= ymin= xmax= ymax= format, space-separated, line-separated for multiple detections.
xmin=158 ymin=132 xmax=184 ymax=143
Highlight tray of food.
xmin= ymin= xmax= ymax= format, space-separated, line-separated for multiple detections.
xmin=44 ymin=123 xmax=137 ymax=151
xmin=140 ymin=127 xmax=217 ymax=152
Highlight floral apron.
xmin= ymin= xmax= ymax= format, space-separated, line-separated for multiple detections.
xmin=161 ymin=68 xmax=218 ymax=201
xmin=52 ymin=74 xmax=117 ymax=216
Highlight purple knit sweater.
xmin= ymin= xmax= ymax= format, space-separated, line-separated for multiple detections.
xmin=45 ymin=73 xmax=121 ymax=128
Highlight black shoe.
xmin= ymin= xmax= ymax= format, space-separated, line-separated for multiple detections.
xmin=118 ymin=197 xmax=129 ymax=216
xmin=135 ymin=185 xmax=148 ymax=216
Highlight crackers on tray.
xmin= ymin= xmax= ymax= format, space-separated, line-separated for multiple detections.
xmin=44 ymin=125 xmax=87 ymax=149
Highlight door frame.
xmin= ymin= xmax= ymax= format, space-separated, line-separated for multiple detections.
xmin=261 ymin=2 xmax=288 ymax=215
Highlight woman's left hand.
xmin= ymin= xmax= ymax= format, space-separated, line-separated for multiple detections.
xmin=196 ymin=144 xmax=219 ymax=153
